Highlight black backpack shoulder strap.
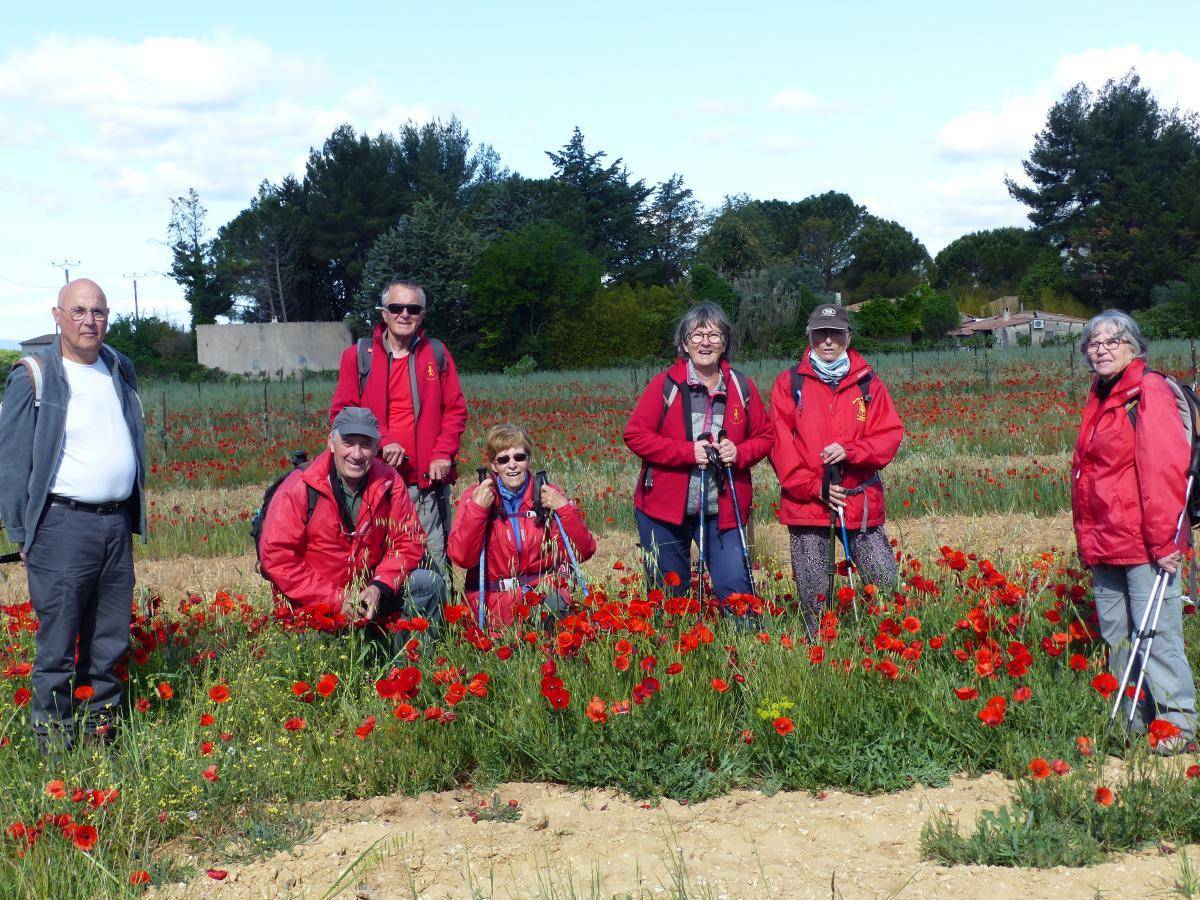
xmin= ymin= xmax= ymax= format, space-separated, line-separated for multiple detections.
xmin=356 ymin=337 xmax=372 ymax=397
xmin=857 ymin=370 xmax=874 ymax=404
xmin=658 ymin=374 xmax=680 ymax=430
xmin=790 ymin=366 xmax=804 ymax=412
xmin=427 ymin=337 xmax=447 ymax=373
xmin=305 ymin=484 xmax=319 ymax=524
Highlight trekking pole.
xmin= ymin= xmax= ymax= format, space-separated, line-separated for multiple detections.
xmin=475 ymin=468 xmax=490 ymax=630
xmin=715 ymin=430 xmax=755 ymax=595
xmin=697 ymin=464 xmax=708 ymax=606
xmin=823 ymin=462 xmax=859 ymax=620
xmin=535 ymin=470 xmax=590 ymax=600
xmin=1108 ymin=462 xmax=1197 ymax=731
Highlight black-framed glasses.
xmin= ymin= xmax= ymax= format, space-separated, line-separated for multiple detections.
xmin=494 ymin=452 xmax=529 ymax=465
xmin=380 ymin=303 xmax=425 ymax=316
xmin=59 ymin=306 xmax=109 ymax=322
xmin=1084 ymin=337 xmax=1127 ymax=355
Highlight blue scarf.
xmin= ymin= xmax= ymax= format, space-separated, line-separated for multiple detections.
xmin=498 ymin=475 xmax=529 ymax=552
xmin=808 ymin=350 xmax=851 ymax=386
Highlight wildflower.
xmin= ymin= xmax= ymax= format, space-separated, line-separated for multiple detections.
xmin=741 ymin=729 xmax=753 ymax=744
xmin=1185 ymin=765 xmax=1199 ymax=779
xmin=954 ymin=687 xmax=979 ymax=701
xmin=808 ymin=646 xmax=825 ymax=665
xmin=73 ymin=685 xmax=94 ymax=701
xmin=586 ymin=696 xmax=607 ymax=724
xmin=291 ymin=681 xmax=314 ymax=703
xmin=87 ymin=789 xmax=119 ymax=808
xmin=1028 ymin=757 xmax=1051 ymax=779
xmin=544 ymin=688 xmax=570 ymax=710
xmin=1094 ymin=786 xmax=1114 ymax=807
xmin=199 ymin=713 xmax=214 ymax=726
xmin=208 ymin=685 xmax=229 ymax=703
xmin=711 ymin=678 xmax=729 ymax=693
xmin=773 ymin=716 xmax=794 ymax=736
xmin=1090 ymin=673 xmax=1118 ymax=699
xmin=72 ymin=824 xmax=98 ymax=851
xmin=13 ymin=687 xmax=31 ymax=707
xmin=665 ymin=662 xmax=683 ymax=675
xmin=613 ymin=655 xmax=630 ymax=672
xmin=1148 ymin=719 xmax=1182 ymax=748
xmin=1076 ymin=735 xmax=1094 ymax=757
xmin=316 ymin=673 xmax=339 ymax=697
xmin=206 ymin=869 xmax=228 ymax=881
xmin=129 ymin=870 xmax=150 ymax=886
xmin=978 ymin=696 xmax=1007 ymax=727
xmin=200 ymin=741 xmax=214 ymax=756
xmin=156 ymin=682 xmax=173 ymax=700
xmin=135 ymin=698 xmax=151 ymax=713
xmin=393 ymin=703 xmax=418 ymax=721
xmin=1068 ymin=653 xmax=1088 ymax=672
xmin=1012 ymin=686 xmax=1032 ymax=703
xmin=201 ymin=765 xmax=219 ymax=782
xmin=283 ymin=717 xmax=307 ymax=731
xmin=45 ymin=780 xmax=67 ymax=800
xmin=1050 ymin=759 xmax=1070 ymax=776
xmin=355 ymin=716 xmax=376 ymax=740
xmin=902 ymin=615 xmax=921 ymax=633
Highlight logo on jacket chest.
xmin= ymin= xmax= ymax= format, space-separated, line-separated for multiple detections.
xmin=730 ymin=406 xmax=742 ymax=424
xmin=852 ymin=396 xmax=867 ymax=422
xmin=425 ymin=362 xmax=437 ymax=380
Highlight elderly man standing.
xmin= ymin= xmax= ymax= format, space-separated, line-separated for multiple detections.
xmin=259 ymin=407 xmax=444 ymax=636
xmin=0 ymin=279 xmax=146 ymax=751
xmin=330 ymin=280 xmax=468 ymax=575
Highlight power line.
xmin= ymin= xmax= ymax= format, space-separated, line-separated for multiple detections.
xmin=0 ymin=273 xmax=61 ymax=290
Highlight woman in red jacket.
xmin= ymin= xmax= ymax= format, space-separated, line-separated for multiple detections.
xmin=770 ymin=303 xmax=904 ymax=637
xmin=623 ymin=302 xmax=773 ymax=609
xmin=447 ymin=423 xmax=597 ymax=630
xmin=1071 ymin=310 xmax=1195 ymax=753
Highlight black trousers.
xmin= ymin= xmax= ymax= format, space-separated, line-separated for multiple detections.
xmin=25 ymin=502 xmax=134 ymax=738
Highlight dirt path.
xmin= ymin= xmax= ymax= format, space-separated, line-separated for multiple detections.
xmin=164 ymin=775 xmax=1191 ymax=899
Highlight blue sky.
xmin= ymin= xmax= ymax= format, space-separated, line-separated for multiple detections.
xmin=2 ymin=1 xmax=1198 ymax=342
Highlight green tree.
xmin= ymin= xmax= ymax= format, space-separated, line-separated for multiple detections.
xmin=356 ymin=199 xmax=485 ymax=346
xmin=689 ymin=264 xmax=740 ymax=319
xmin=214 ymin=179 xmax=303 ymax=323
xmin=1135 ymin=261 xmax=1200 ymax=338
xmin=852 ymin=297 xmax=906 ymax=338
xmin=1007 ymin=72 xmax=1200 ymax=308
xmin=168 ymin=188 xmax=230 ymax=326
xmin=548 ymin=283 xmax=687 ymax=367
xmin=933 ymin=227 xmax=1043 ymax=294
xmin=697 ymin=202 xmax=769 ymax=277
xmin=642 ymin=174 xmax=703 ymax=283
xmin=918 ymin=289 xmax=961 ymax=341
xmin=839 ymin=216 xmax=931 ymax=299
xmin=468 ymin=223 xmax=602 ymax=368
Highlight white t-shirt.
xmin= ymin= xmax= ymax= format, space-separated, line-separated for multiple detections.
xmin=49 ymin=356 xmax=137 ymax=504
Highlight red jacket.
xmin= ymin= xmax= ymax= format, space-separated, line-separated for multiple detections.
xmin=1071 ymin=359 xmax=1191 ymax=566
xmin=259 ymin=451 xmax=427 ymax=614
xmin=330 ymin=325 xmax=469 ymax=489
xmin=446 ymin=478 xmax=597 ymax=628
xmin=770 ymin=350 xmax=904 ymax=528
xmin=623 ymin=358 xmax=773 ymax=530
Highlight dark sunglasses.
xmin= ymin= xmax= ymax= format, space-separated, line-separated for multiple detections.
xmin=493 ymin=452 xmax=529 ymax=465
xmin=381 ymin=303 xmax=425 ymax=316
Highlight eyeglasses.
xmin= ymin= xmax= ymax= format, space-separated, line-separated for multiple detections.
xmin=380 ymin=303 xmax=425 ymax=317
xmin=688 ymin=331 xmax=725 ymax=345
xmin=493 ymin=452 xmax=529 ymax=465
xmin=59 ymin=306 xmax=109 ymax=322
xmin=1084 ymin=337 xmax=1128 ymax=355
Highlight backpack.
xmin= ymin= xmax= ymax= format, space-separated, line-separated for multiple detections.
xmin=658 ymin=366 xmax=752 ymax=431
xmin=1124 ymin=372 xmax=1200 ymax=530
xmin=14 ymin=356 xmax=45 ymax=408
xmin=250 ymin=451 xmax=319 ymax=565
xmin=356 ymin=335 xmax=447 ymax=396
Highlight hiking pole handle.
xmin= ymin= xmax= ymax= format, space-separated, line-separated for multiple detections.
xmin=0 ymin=552 xmax=21 ymax=565
xmin=476 ymin=468 xmax=489 ymax=630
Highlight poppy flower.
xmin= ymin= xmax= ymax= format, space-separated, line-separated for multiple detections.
xmin=72 ymin=824 xmax=98 ymax=851
xmin=808 ymin=646 xmax=825 ymax=665
xmin=1028 ymin=757 xmax=1051 ymax=779
xmin=393 ymin=703 xmax=418 ymax=721
xmin=545 ymin=688 xmax=570 ymax=710
xmin=13 ymin=688 xmax=30 ymax=707
xmin=1094 ymin=786 xmax=1114 ymax=807
xmin=73 ymin=685 xmax=94 ymax=701
xmin=615 ymin=639 xmax=633 ymax=656
xmin=206 ymin=869 xmax=228 ymax=881
xmin=208 ymin=685 xmax=229 ymax=703
xmin=711 ymin=678 xmax=729 ymax=693
xmin=773 ymin=717 xmax=794 ymax=736
xmin=291 ymin=681 xmax=314 ymax=703
xmin=741 ymin=729 xmax=753 ymax=744
xmin=954 ymin=686 xmax=979 ymax=701
xmin=156 ymin=682 xmax=173 ymax=700
xmin=613 ymin=655 xmax=630 ymax=672
xmin=283 ymin=717 xmax=307 ymax=731
xmin=45 ymin=780 xmax=67 ymax=800
xmin=586 ymin=696 xmax=607 ymax=723
xmin=200 ymin=741 xmax=214 ymax=756
xmin=664 ymin=571 xmax=681 ymax=587
xmin=1090 ymin=673 xmax=1118 ymax=699
xmin=495 ymin=646 xmax=513 ymax=661
xmin=1148 ymin=719 xmax=1182 ymax=748
xmin=87 ymin=789 xmax=119 ymax=808
xmin=199 ymin=713 xmax=214 ymax=727
xmin=665 ymin=662 xmax=683 ymax=675
xmin=902 ymin=615 xmax=921 ymax=633
xmin=1068 ymin=653 xmax=1088 ymax=672
xmin=355 ymin=716 xmax=376 ymax=740
xmin=978 ymin=696 xmax=1007 ymax=727
xmin=135 ymin=698 xmax=152 ymax=713
xmin=129 ymin=870 xmax=150 ymax=886
xmin=1076 ymin=735 xmax=1094 ymax=757
xmin=316 ymin=673 xmax=339 ymax=697
xmin=201 ymin=765 xmax=219 ymax=782
xmin=1186 ymin=764 xmax=1200 ymax=779
xmin=445 ymin=684 xmax=466 ymax=706
xmin=1012 ymin=686 xmax=1032 ymax=703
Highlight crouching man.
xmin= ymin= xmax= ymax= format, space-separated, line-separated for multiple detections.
xmin=259 ymin=407 xmax=444 ymax=642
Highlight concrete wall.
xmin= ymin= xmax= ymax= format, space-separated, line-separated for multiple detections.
xmin=197 ymin=322 xmax=351 ymax=376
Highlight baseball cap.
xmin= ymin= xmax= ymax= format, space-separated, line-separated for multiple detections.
xmin=332 ymin=406 xmax=380 ymax=440
xmin=806 ymin=303 xmax=850 ymax=331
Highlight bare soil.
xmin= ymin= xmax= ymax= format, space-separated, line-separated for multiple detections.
xmin=162 ymin=774 xmax=1194 ymax=899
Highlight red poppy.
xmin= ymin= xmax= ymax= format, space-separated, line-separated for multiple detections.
xmin=741 ymin=729 xmax=753 ymax=744
xmin=283 ymin=717 xmax=307 ymax=731
xmin=135 ymin=698 xmax=151 ymax=713
xmin=201 ymin=741 xmax=214 ymax=756
xmin=665 ymin=662 xmax=683 ymax=675
xmin=1028 ymin=757 xmax=1051 ymax=779
xmin=73 ymin=685 xmax=94 ymax=701
xmin=808 ymin=646 xmax=825 ymax=665
xmin=545 ymin=688 xmax=570 ymax=710
xmin=1012 ymin=686 xmax=1032 ymax=703
xmin=445 ymin=683 xmax=466 ymax=706
xmin=664 ymin=571 xmax=681 ymax=587
xmin=13 ymin=687 xmax=30 ymax=707
xmin=87 ymin=789 xmax=119 ymax=808
xmin=45 ymin=780 xmax=67 ymax=800
xmin=615 ymin=639 xmax=633 ymax=656
xmin=291 ymin=681 xmax=314 ymax=703
xmin=586 ymin=696 xmax=607 ymax=724
xmin=1076 ymin=735 xmax=1094 ymax=756
xmin=201 ymin=765 xmax=219 ymax=782
xmin=1050 ymin=759 xmax=1070 ymax=776
xmin=129 ymin=870 xmax=150 ymax=886
xmin=954 ymin=686 xmax=979 ymax=701
xmin=72 ymin=823 xmax=98 ymax=851
xmin=208 ymin=685 xmax=229 ymax=703
xmin=199 ymin=713 xmax=214 ymax=726
xmin=393 ymin=703 xmax=418 ymax=721
xmin=613 ymin=655 xmax=630 ymax=672
xmin=156 ymin=682 xmax=174 ymax=700
xmin=978 ymin=696 xmax=1007 ymax=727
xmin=901 ymin=615 xmax=921 ymax=633
xmin=1094 ymin=786 xmax=1114 ymax=807
xmin=316 ymin=673 xmax=339 ymax=697
xmin=1148 ymin=719 xmax=1182 ymax=748
xmin=1068 ymin=653 xmax=1088 ymax=672
xmin=773 ymin=716 xmax=794 ymax=736
xmin=711 ymin=678 xmax=729 ymax=693
xmin=1090 ymin=673 xmax=1118 ymax=699
xmin=1186 ymin=764 xmax=1200 ymax=779
xmin=355 ymin=715 xmax=376 ymax=740
xmin=206 ymin=869 xmax=228 ymax=881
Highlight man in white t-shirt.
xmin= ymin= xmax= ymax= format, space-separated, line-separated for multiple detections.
xmin=0 ymin=279 xmax=146 ymax=752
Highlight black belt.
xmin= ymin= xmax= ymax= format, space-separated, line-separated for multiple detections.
xmin=48 ymin=495 xmax=128 ymax=515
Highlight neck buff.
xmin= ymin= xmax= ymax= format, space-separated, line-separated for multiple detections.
xmin=808 ymin=350 xmax=851 ymax=385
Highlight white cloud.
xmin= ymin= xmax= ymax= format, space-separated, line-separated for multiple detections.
xmin=0 ymin=34 xmax=432 ymax=201
xmin=917 ymin=165 xmax=1030 ymax=252
xmin=937 ymin=45 xmax=1200 ymax=162
xmin=693 ymin=98 xmax=747 ymax=116
xmin=767 ymin=88 xmax=824 ymax=113
xmin=696 ymin=127 xmax=737 ymax=147
xmin=759 ymin=135 xmax=816 ymax=154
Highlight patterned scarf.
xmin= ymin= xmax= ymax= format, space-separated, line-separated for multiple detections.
xmin=808 ymin=350 xmax=851 ymax=386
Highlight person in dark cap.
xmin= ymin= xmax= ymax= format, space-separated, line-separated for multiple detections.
xmin=258 ymin=406 xmax=444 ymax=640
xmin=769 ymin=303 xmax=905 ymax=638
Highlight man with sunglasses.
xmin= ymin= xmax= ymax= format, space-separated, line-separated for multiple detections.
xmin=0 ymin=279 xmax=146 ymax=752
xmin=330 ymin=280 xmax=468 ymax=575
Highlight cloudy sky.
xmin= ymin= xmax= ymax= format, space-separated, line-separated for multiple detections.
xmin=2 ymin=1 xmax=1198 ymax=342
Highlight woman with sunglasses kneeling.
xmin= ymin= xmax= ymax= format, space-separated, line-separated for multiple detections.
xmin=623 ymin=302 xmax=773 ymax=612
xmin=447 ymin=423 xmax=597 ymax=631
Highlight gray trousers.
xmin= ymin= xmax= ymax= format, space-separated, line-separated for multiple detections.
xmin=408 ymin=484 xmax=451 ymax=573
xmin=1093 ymin=563 xmax=1197 ymax=738
xmin=788 ymin=524 xmax=897 ymax=638
xmin=25 ymin=502 xmax=134 ymax=739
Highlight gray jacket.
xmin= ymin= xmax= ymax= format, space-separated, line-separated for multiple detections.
xmin=0 ymin=337 xmax=147 ymax=553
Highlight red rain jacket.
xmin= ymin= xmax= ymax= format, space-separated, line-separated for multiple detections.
xmin=1071 ymin=359 xmax=1191 ymax=566
xmin=259 ymin=451 xmax=427 ymax=614
xmin=623 ymin=357 xmax=773 ymax=531
xmin=446 ymin=478 xmax=597 ymax=628
xmin=330 ymin=325 xmax=469 ymax=489
xmin=770 ymin=350 xmax=904 ymax=528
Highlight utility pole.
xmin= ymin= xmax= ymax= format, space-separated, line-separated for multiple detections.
xmin=123 ymin=272 xmax=146 ymax=322
xmin=50 ymin=259 xmax=80 ymax=284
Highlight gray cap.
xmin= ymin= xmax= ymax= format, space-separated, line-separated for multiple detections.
xmin=807 ymin=303 xmax=851 ymax=331
xmin=332 ymin=406 xmax=380 ymax=440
